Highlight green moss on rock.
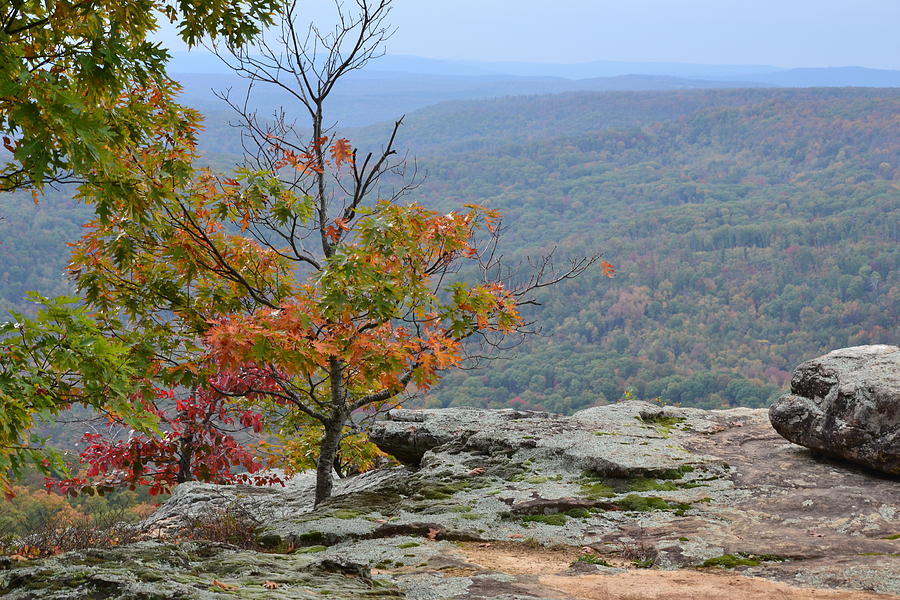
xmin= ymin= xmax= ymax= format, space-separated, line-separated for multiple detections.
xmin=520 ymin=514 xmax=567 ymax=526
xmin=702 ymin=553 xmax=788 ymax=568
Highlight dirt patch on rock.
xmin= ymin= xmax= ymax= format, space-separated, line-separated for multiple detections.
xmin=540 ymin=571 xmax=895 ymax=600
xmin=460 ymin=541 xmax=580 ymax=574
xmin=459 ymin=543 xmax=895 ymax=600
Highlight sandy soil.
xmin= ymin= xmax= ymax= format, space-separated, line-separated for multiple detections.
xmin=459 ymin=543 xmax=895 ymax=600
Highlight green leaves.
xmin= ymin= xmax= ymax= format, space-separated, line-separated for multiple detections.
xmin=0 ymin=0 xmax=278 ymax=193
xmin=0 ymin=295 xmax=159 ymax=492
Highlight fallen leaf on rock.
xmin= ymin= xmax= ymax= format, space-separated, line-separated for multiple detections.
xmin=212 ymin=580 xmax=238 ymax=591
xmin=468 ymin=467 xmax=486 ymax=475
xmin=427 ymin=527 xmax=440 ymax=541
xmin=263 ymin=581 xmax=280 ymax=589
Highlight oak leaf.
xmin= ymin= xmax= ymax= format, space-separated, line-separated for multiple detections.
xmin=601 ymin=261 xmax=616 ymax=278
xmin=212 ymin=580 xmax=238 ymax=591
xmin=330 ymin=138 xmax=354 ymax=167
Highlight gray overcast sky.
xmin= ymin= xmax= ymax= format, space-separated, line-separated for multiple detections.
xmin=157 ymin=0 xmax=900 ymax=69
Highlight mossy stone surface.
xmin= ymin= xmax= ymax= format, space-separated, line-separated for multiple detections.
xmin=0 ymin=541 xmax=404 ymax=599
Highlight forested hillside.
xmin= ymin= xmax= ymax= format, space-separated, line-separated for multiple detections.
xmin=412 ymin=90 xmax=899 ymax=412
xmin=1 ymin=87 xmax=897 ymax=414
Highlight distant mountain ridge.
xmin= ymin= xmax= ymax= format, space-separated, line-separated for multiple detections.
xmin=170 ymin=52 xmax=900 ymax=90
xmin=169 ymin=54 xmax=900 ymax=134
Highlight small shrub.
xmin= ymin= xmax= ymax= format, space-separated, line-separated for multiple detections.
xmin=617 ymin=526 xmax=657 ymax=568
xmin=182 ymin=502 xmax=264 ymax=551
xmin=0 ymin=508 xmax=142 ymax=558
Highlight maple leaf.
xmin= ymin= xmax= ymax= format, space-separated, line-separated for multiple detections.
xmin=601 ymin=261 xmax=616 ymax=278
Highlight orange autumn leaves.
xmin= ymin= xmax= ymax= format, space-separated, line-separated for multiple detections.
xmin=206 ymin=200 xmax=523 ymax=395
xmin=271 ymin=135 xmax=354 ymax=175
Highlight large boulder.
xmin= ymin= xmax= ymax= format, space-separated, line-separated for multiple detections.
xmin=769 ymin=344 xmax=900 ymax=475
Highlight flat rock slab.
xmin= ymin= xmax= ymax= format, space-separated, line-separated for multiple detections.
xmin=0 ymin=541 xmax=403 ymax=599
xmin=770 ymin=344 xmax=900 ymax=475
xmin=5 ymin=401 xmax=899 ymax=599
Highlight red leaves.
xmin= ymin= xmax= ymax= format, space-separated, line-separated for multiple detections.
xmin=48 ymin=378 xmax=279 ymax=497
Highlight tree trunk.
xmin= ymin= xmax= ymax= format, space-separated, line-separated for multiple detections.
xmin=176 ymin=430 xmax=194 ymax=484
xmin=314 ymin=419 xmax=344 ymax=505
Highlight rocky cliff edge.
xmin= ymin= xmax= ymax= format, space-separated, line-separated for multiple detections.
xmin=2 ymin=400 xmax=899 ymax=599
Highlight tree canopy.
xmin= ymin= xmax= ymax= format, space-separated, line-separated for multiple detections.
xmin=0 ymin=0 xmax=278 ymax=192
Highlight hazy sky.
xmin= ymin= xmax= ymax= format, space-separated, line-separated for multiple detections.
xmin=157 ymin=0 xmax=900 ymax=69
